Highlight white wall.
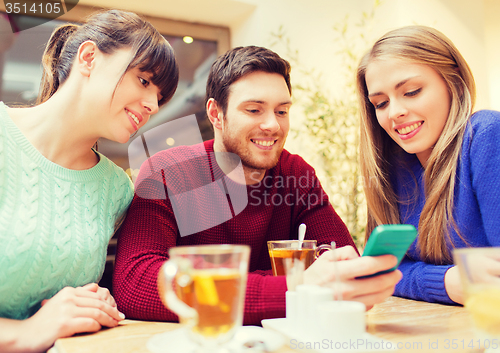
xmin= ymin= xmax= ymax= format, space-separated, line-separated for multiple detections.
xmin=79 ymin=0 xmax=498 ymax=111
xmin=229 ymin=0 xmax=496 ymax=110
xmin=231 ymin=0 xmax=379 ymax=97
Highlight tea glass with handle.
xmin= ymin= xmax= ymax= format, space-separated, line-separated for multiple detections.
xmin=158 ymin=244 xmax=250 ymax=352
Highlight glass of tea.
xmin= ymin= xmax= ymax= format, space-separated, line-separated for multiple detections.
xmin=158 ymin=244 xmax=250 ymax=352
xmin=267 ymin=240 xmax=332 ymax=276
xmin=453 ymin=247 xmax=500 ymax=350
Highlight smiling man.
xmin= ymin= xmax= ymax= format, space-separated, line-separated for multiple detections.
xmin=207 ymin=62 xmax=291 ymax=184
xmin=113 ymin=46 xmax=401 ymax=325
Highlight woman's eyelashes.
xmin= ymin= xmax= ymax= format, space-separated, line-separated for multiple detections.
xmin=404 ymin=87 xmax=422 ymax=97
xmin=373 ymin=100 xmax=388 ymax=110
xmin=372 ymin=88 xmax=423 ymax=110
xmin=139 ymin=77 xmax=150 ymax=87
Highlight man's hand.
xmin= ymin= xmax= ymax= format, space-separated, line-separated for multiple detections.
xmin=303 ymin=246 xmax=402 ymax=309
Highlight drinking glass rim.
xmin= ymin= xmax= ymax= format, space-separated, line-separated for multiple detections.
xmin=453 ymin=247 xmax=500 ymax=256
xmin=453 ymin=247 xmax=500 ymax=280
xmin=169 ymin=244 xmax=250 ymax=256
xmin=267 ymin=240 xmax=317 ymax=244
xmin=453 ymin=246 xmax=500 ymax=253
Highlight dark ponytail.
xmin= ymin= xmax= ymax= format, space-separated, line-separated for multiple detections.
xmin=36 ymin=10 xmax=179 ymax=106
xmin=37 ymin=24 xmax=78 ymax=104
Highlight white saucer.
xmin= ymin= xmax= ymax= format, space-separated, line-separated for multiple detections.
xmin=262 ymin=318 xmax=396 ymax=352
xmin=147 ymin=325 xmax=285 ymax=353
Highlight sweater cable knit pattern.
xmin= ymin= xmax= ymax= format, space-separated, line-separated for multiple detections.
xmin=0 ymin=102 xmax=134 ymax=320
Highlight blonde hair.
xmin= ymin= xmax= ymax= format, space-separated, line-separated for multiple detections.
xmin=357 ymin=26 xmax=476 ymax=264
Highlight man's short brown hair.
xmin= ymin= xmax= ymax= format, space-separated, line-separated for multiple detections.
xmin=205 ymin=46 xmax=292 ymax=115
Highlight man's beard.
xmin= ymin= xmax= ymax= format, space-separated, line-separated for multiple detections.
xmin=221 ymin=132 xmax=283 ymax=171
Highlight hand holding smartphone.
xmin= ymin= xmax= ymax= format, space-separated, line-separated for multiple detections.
xmin=360 ymin=224 xmax=417 ymax=278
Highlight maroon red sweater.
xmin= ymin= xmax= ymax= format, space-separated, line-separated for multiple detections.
xmin=113 ymin=140 xmax=354 ymax=325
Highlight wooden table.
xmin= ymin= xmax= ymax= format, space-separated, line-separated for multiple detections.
xmin=50 ymin=296 xmax=486 ymax=353
xmin=365 ymin=296 xmax=483 ymax=353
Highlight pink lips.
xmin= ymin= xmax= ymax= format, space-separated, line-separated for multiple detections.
xmin=395 ymin=122 xmax=423 ymax=140
xmin=125 ymin=108 xmax=143 ymax=132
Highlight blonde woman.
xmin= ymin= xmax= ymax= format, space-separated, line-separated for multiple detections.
xmin=356 ymin=25 xmax=500 ymax=305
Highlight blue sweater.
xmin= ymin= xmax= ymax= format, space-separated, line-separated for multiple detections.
xmin=393 ymin=110 xmax=500 ymax=304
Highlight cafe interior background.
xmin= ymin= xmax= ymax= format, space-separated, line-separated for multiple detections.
xmin=0 ymin=0 xmax=499 ymax=289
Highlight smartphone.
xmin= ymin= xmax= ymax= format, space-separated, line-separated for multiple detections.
xmin=360 ymin=224 xmax=417 ymax=277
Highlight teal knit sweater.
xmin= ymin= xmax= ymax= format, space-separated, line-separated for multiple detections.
xmin=0 ymin=103 xmax=134 ymax=320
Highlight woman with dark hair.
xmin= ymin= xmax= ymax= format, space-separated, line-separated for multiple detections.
xmin=0 ymin=9 xmax=178 ymax=351
xmin=357 ymin=25 xmax=499 ymax=305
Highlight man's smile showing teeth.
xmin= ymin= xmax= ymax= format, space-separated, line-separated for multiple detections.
xmin=397 ymin=122 xmax=422 ymax=135
xmin=127 ymin=110 xmax=140 ymax=125
xmin=251 ymin=139 xmax=276 ymax=147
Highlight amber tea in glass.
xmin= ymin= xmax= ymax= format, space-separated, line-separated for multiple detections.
xmin=267 ymin=240 xmax=332 ymax=276
xmin=158 ymin=244 xmax=250 ymax=351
